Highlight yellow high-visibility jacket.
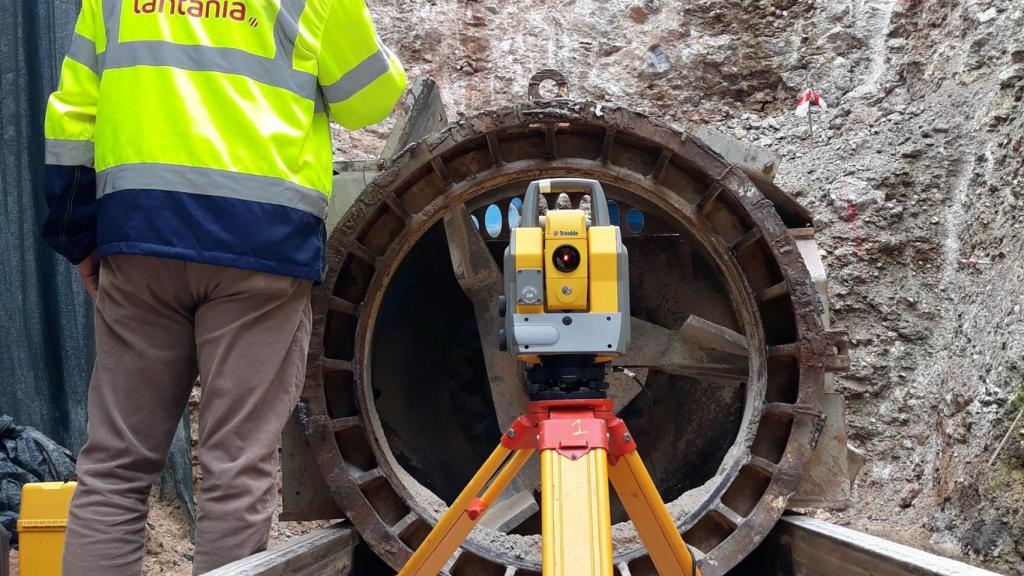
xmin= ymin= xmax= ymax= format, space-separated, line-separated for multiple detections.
xmin=43 ymin=0 xmax=406 ymax=280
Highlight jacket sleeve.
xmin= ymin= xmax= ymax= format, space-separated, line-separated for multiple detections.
xmin=317 ymin=0 xmax=407 ymax=131
xmin=42 ymin=0 xmax=101 ymax=265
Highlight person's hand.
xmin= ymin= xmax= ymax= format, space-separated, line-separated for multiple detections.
xmin=76 ymin=251 xmax=99 ymax=299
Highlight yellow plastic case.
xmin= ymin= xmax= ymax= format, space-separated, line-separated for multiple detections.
xmin=17 ymin=481 xmax=77 ymax=576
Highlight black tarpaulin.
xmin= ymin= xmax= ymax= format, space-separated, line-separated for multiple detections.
xmin=0 ymin=0 xmax=194 ymax=534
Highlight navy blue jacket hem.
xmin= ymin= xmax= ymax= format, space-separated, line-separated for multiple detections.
xmin=98 ymin=242 xmax=323 ymax=282
xmin=96 ymin=189 xmax=326 ymax=282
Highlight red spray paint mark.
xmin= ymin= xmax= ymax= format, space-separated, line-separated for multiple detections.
xmin=845 ymin=195 xmax=867 ymax=280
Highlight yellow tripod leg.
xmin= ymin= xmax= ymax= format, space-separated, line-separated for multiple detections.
xmin=609 ymin=451 xmax=701 ymax=576
xmin=541 ymin=448 xmax=613 ymax=576
xmin=401 ymin=445 xmax=532 ymax=576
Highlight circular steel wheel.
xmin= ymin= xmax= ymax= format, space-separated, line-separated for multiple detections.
xmin=302 ymin=102 xmax=833 ymax=576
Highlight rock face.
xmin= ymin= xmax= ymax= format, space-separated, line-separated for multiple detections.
xmin=338 ymin=0 xmax=1024 ymax=571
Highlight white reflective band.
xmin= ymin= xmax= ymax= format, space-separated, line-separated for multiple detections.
xmin=45 ymin=139 xmax=95 ymax=166
xmin=275 ymin=0 xmax=306 ymax=61
xmin=321 ymin=49 xmax=391 ymax=103
xmin=103 ymin=0 xmax=123 ymax=46
xmin=102 ymin=42 xmax=319 ymax=100
xmin=97 ymin=164 xmax=327 ymax=218
xmin=67 ymin=33 xmax=99 ymax=75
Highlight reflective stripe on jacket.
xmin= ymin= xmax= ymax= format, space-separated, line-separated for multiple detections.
xmin=43 ymin=0 xmax=407 ymax=280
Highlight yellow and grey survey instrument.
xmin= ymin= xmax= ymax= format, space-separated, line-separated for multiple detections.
xmin=401 ymin=178 xmax=700 ymax=576
xmin=501 ymin=178 xmax=630 ymax=364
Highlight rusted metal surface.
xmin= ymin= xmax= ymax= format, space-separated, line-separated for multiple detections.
xmin=442 ymin=203 xmax=528 ymax=430
xmin=301 ymin=100 xmax=849 ymax=575
xmin=380 ymin=77 xmax=450 ymax=165
xmin=787 ymin=226 xmax=859 ymax=509
xmin=789 ymin=393 xmax=853 ymax=509
xmin=733 ymin=516 xmax=1001 ymax=576
xmin=281 ymin=78 xmax=448 ymax=522
xmin=280 ymin=406 xmax=343 ymax=521
xmin=692 ymin=126 xmax=780 ymax=182
xmin=441 ymin=203 xmax=540 ymax=530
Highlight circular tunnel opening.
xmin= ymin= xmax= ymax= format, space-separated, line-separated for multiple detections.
xmin=311 ymin=103 xmax=827 ymax=575
xmin=369 ymin=181 xmax=747 ymax=536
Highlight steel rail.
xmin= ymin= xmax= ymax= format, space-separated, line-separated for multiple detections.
xmin=205 ymin=522 xmax=354 ymax=576
xmin=209 ymin=516 xmax=1004 ymax=576
xmin=735 ymin=515 xmax=1003 ymax=576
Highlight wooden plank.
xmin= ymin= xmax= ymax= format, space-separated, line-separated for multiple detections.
xmin=204 ymin=523 xmax=354 ymax=576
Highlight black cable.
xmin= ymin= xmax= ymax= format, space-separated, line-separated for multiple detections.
xmin=612 ymin=367 xmax=661 ymax=484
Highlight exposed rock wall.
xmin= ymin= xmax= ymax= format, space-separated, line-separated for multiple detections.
xmin=339 ymin=0 xmax=1024 ymax=571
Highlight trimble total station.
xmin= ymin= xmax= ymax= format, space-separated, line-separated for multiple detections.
xmin=400 ymin=178 xmax=700 ymax=576
xmin=500 ymin=178 xmax=630 ymax=399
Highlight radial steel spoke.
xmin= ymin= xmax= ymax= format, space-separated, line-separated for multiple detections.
xmin=444 ymin=204 xmax=542 ymax=504
xmin=477 ymin=487 xmax=539 ymax=532
xmin=616 ymin=316 xmax=749 ymax=384
xmin=679 ymin=314 xmax=749 ymax=356
xmin=443 ymin=203 xmax=529 ymax=432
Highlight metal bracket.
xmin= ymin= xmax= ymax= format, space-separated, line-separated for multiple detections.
xmin=798 ymin=329 xmax=850 ymax=373
xmin=823 ymin=330 xmax=850 ymax=373
xmin=527 ymin=69 xmax=569 ymax=101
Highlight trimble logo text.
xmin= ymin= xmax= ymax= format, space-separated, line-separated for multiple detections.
xmin=133 ymin=0 xmax=251 ymax=23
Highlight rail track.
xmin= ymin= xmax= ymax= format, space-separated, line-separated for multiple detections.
xmin=208 ymin=515 xmax=1004 ymax=576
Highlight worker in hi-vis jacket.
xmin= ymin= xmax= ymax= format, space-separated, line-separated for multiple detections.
xmin=42 ymin=1 xmax=406 ymax=573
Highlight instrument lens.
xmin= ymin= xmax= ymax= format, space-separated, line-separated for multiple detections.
xmin=552 ymin=245 xmax=581 ymax=273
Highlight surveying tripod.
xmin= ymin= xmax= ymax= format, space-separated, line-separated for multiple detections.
xmin=399 ymin=358 xmax=701 ymax=576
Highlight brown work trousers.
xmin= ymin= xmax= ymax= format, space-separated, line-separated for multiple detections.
xmin=62 ymin=255 xmax=312 ymax=575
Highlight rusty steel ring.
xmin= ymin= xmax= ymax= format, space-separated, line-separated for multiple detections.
xmin=302 ymin=101 xmax=831 ymax=576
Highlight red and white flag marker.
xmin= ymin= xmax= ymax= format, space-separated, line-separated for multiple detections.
xmin=795 ymin=88 xmax=827 ymax=135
